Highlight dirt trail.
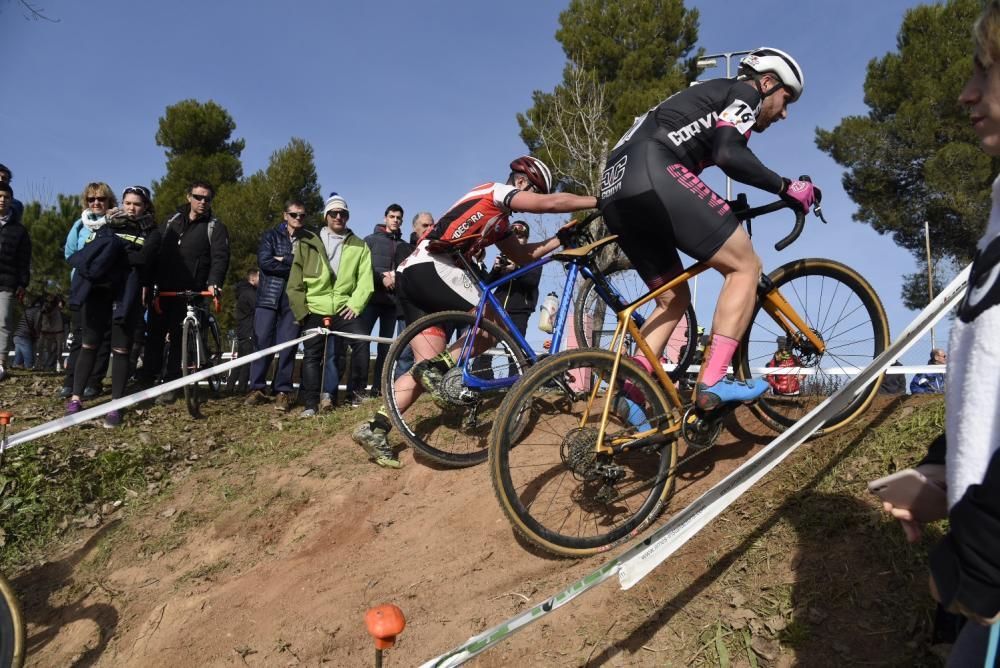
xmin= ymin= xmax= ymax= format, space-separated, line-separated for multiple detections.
xmin=15 ymin=397 xmax=873 ymax=667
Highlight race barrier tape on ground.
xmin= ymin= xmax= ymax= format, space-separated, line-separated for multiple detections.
xmin=420 ymin=263 xmax=971 ymax=668
xmin=0 ymin=326 xmax=394 ymax=451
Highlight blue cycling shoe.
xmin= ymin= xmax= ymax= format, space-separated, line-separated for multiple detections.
xmin=612 ymin=394 xmax=652 ymax=432
xmin=695 ymin=377 xmax=769 ymax=411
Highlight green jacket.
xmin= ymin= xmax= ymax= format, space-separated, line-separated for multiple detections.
xmin=286 ymin=228 xmax=374 ymax=322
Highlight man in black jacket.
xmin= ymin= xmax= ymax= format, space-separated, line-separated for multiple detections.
xmin=362 ymin=203 xmax=405 ymax=398
xmin=0 ymin=181 xmax=30 ymax=379
xmin=228 ymin=269 xmax=258 ymax=395
xmin=141 ymin=181 xmax=230 ymax=401
xmin=487 ymin=220 xmax=541 ymax=336
xmin=245 ymin=201 xmax=307 ymax=410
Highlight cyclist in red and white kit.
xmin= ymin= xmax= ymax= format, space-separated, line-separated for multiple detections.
xmin=353 ymin=156 xmax=597 ymax=467
xmin=600 ymin=47 xmax=819 ymax=412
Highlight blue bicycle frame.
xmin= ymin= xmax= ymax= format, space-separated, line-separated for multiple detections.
xmin=456 ymin=250 xmax=644 ymax=392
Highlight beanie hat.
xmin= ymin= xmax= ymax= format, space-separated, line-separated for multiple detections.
xmin=323 ymin=194 xmax=349 ymax=217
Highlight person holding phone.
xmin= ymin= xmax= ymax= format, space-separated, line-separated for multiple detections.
xmin=876 ymin=4 xmax=1000 ymax=662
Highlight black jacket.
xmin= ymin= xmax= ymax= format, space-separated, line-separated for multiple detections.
xmin=149 ymin=204 xmax=230 ymax=291
xmin=930 ymin=446 xmax=1000 ymax=620
xmin=255 ymin=223 xmax=297 ymax=310
xmin=489 ymin=261 xmax=542 ymax=316
xmin=364 ymin=224 xmax=403 ymax=306
xmin=13 ymin=304 xmax=40 ymax=340
xmin=234 ymin=280 xmax=257 ymax=341
xmin=0 ymin=217 xmax=31 ymax=291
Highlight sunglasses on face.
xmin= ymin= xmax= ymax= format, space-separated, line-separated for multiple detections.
xmin=286 ymin=212 xmax=307 ymax=220
xmin=87 ymin=196 xmax=107 ymax=204
xmin=190 ymin=193 xmax=213 ymax=203
xmin=327 ymin=210 xmax=349 ymax=220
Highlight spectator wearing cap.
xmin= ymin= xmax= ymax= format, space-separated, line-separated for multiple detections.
xmin=362 ymin=203 xmax=406 ymax=398
xmin=0 ymin=164 xmax=24 ymax=225
xmin=286 ymin=194 xmax=374 ymax=416
xmin=487 ymin=220 xmax=541 ymax=338
xmin=0 ymin=180 xmax=29 ymax=378
xmin=245 ymin=200 xmax=308 ymax=411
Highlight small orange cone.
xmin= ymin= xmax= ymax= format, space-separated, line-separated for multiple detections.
xmin=365 ymin=604 xmax=405 ymax=666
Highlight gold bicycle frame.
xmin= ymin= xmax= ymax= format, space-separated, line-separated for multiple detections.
xmin=587 ymin=261 xmax=828 ymax=453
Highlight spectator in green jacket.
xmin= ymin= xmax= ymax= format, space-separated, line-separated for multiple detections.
xmin=287 ymin=195 xmax=378 ymax=425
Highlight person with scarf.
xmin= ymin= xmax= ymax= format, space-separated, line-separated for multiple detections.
xmin=60 ymin=182 xmax=115 ymax=399
xmin=65 ymin=186 xmax=159 ymax=427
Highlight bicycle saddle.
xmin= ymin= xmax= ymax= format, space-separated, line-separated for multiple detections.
xmin=552 ymin=235 xmax=619 ymax=262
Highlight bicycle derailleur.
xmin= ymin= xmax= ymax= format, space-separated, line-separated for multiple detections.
xmin=561 ymin=427 xmax=627 ymax=504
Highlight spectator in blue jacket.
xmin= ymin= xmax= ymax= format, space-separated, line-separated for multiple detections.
xmin=245 ymin=200 xmax=308 ymax=411
xmin=910 ymin=348 xmax=946 ymax=395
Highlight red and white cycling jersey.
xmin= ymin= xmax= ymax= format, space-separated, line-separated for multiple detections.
xmin=419 ymin=182 xmax=520 ymax=257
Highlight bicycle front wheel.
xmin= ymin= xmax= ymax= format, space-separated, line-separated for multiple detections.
xmin=574 ymin=259 xmax=698 ymax=381
xmin=205 ymin=314 xmax=224 ymax=395
xmin=0 ymin=573 xmax=26 ymax=668
xmin=490 ymin=349 xmax=677 ymax=557
xmin=382 ymin=310 xmax=528 ymax=468
xmin=181 ymin=319 xmax=202 ymax=418
xmin=735 ymin=258 xmax=889 ymax=436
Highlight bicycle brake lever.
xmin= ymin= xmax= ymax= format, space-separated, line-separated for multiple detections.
xmin=812 ymin=202 xmax=829 ymax=224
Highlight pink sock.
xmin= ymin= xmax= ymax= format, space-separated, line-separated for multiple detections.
xmin=701 ymin=334 xmax=738 ymax=387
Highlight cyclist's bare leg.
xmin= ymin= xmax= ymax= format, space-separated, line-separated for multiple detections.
xmin=702 ymin=226 xmax=761 ymax=339
xmin=391 ymin=327 xmax=447 ymax=414
xmin=638 ymin=281 xmax=691 ymax=363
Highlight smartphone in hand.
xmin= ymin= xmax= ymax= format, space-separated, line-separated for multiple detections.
xmin=868 ymin=468 xmax=947 ymax=522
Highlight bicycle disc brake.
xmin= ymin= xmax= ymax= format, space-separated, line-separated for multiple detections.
xmin=790 ymin=329 xmax=823 ymax=367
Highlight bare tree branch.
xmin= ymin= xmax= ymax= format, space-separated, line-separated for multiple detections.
xmin=11 ymin=0 xmax=59 ymax=22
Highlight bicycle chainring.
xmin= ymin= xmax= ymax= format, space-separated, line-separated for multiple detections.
xmin=681 ymin=406 xmax=721 ymax=452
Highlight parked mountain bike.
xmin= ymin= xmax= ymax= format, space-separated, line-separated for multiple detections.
xmin=488 ymin=189 xmax=889 ymax=556
xmin=152 ymin=288 xmax=223 ymax=418
xmin=379 ymin=213 xmax=698 ymax=469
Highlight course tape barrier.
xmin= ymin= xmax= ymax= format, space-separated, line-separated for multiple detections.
xmin=1 ymin=325 xmax=393 ymax=452
xmin=420 ymin=263 xmax=971 ymax=667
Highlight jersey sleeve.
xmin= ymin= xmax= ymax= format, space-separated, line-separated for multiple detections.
xmin=711 ymin=82 xmax=784 ymax=194
xmin=491 ymin=183 xmax=519 ymax=212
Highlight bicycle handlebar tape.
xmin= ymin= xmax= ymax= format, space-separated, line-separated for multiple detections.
xmin=365 ymin=603 xmax=406 ymax=650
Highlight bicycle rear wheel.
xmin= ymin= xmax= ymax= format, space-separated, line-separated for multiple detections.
xmin=0 ymin=573 xmax=26 ymax=668
xmin=181 ymin=319 xmax=202 ymax=418
xmin=382 ymin=310 xmax=528 ymax=468
xmin=489 ymin=349 xmax=677 ymax=556
xmin=574 ymin=258 xmax=697 ymax=381
xmin=735 ymin=258 xmax=889 ymax=436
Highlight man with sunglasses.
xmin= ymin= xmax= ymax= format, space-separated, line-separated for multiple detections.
xmin=142 ymin=181 xmax=230 ymax=401
xmin=245 ymin=200 xmax=309 ymax=410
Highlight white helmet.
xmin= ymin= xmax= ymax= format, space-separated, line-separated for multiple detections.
xmin=739 ymin=47 xmax=804 ymax=102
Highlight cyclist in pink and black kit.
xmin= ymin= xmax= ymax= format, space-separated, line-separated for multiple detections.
xmin=352 ymin=156 xmax=598 ymax=467
xmin=600 ymin=47 xmax=819 ymax=411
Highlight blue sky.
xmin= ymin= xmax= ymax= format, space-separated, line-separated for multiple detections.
xmin=2 ymin=0 xmax=956 ymax=364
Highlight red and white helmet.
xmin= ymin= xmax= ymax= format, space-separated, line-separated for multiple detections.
xmin=509 ymin=155 xmax=553 ymax=194
xmin=739 ymin=47 xmax=805 ymax=102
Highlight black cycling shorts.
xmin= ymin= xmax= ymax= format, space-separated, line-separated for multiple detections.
xmin=601 ymin=139 xmax=740 ymax=288
xmin=396 ymin=261 xmax=479 ymax=325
